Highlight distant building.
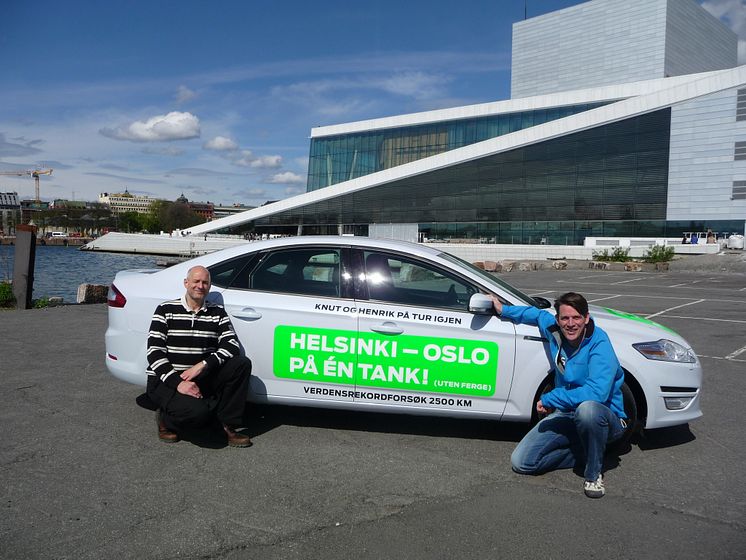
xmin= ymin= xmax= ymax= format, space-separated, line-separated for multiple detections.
xmin=0 ymin=191 xmax=20 ymax=235
xmin=213 ymin=203 xmax=256 ymax=219
xmin=19 ymin=199 xmax=50 ymax=228
xmin=99 ymin=189 xmax=157 ymax=214
xmin=52 ymin=199 xmax=88 ymax=210
xmin=186 ymin=0 xmax=745 ymax=244
xmin=176 ymin=193 xmax=215 ymax=220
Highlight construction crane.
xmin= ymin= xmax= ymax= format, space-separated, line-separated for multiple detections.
xmin=0 ymin=168 xmax=53 ymax=202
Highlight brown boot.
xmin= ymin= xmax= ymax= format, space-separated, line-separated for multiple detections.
xmin=157 ymin=411 xmax=179 ymax=443
xmin=223 ymin=424 xmax=252 ymax=447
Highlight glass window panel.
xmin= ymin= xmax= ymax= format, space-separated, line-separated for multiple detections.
xmin=251 ymin=248 xmax=341 ymax=298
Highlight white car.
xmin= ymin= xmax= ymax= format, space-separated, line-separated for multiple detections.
xmin=105 ymin=236 xmax=702 ymax=433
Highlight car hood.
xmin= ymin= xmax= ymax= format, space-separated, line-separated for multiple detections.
xmin=589 ymin=304 xmax=692 ymax=349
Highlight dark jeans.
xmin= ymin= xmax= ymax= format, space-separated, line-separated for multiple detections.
xmin=149 ymin=356 xmax=251 ymax=431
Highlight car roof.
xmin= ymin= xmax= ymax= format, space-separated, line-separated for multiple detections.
xmin=195 ymin=235 xmax=443 ymax=262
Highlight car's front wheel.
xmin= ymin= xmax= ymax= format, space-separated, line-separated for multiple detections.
xmin=529 ymin=378 xmax=639 ymax=445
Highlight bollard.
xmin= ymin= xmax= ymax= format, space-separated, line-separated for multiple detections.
xmin=13 ymin=224 xmax=36 ymax=309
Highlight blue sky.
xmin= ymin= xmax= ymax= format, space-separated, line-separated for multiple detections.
xmin=1 ymin=0 xmax=744 ymax=207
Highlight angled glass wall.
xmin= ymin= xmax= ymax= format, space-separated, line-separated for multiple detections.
xmin=260 ymin=109 xmax=672 ymax=245
xmin=307 ymin=102 xmax=610 ymax=191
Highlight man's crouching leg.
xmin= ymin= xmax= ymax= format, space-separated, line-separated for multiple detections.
xmin=573 ymin=400 xmax=623 ymax=498
xmin=211 ymin=356 xmax=253 ymax=447
xmin=161 ymin=392 xmax=213 ymax=431
xmin=511 ymin=413 xmax=579 ymax=475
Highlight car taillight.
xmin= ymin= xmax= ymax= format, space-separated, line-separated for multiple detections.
xmin=108 ymin=284 xmax=127 ymax=308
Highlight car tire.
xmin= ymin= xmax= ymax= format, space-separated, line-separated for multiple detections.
xmin=530 ymin=378 xmax=639 ymax=440
xmin=611 ymin=382 xmax=639 ymax=453
xmin=530 ymin=376 xmax=554 ymax=426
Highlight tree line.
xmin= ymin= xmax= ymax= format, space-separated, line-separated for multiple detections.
xmin=24 ymin=200 xmax=205 ymax=236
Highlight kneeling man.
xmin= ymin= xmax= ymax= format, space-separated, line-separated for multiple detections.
xmin=146 ymin=265 xmax=252 ymax=447
xmin=492 ymin=292 xmax=627 ymax=498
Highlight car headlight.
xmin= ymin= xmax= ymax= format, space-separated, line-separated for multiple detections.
xmin=632 ymin=339 xmax=696 ymax=363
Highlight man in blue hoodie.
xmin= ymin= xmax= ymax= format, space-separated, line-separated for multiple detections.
xmin=492 ymin=292 xmax=627 ymax=498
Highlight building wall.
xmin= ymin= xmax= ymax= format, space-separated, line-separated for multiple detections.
xmin=99 ymin=194 xmax=155 ymax=214
xmin=667 ymin=86 xmax=746 ymax=223
xmin=511 ymin=0 xmax=735 ymax=99
xmin=0 ymin=191 xmax=19 ymax=207
xmin=664 ymin=0 xmax=738 ymax=78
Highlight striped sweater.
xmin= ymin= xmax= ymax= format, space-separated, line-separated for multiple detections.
xmin=146 ymin=296 xmax=241 ymax=389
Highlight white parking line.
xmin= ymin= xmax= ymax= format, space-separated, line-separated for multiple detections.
xmin=662 ymin=314 xmax=746 ymax=324
xmin=697 ymin=354 xmax=746 ymax=363
xmin=611 ymin=277 xmax=650 ymax=285
xmin=725 ymin=344 xmax=746 ymax=360
xmin=587 ymin=295 xmax=622 ymax=303
xmin=529 ymin=288 xmax=746 ymax=304
xmin=645 ymin=299 xmax=705 ymax=319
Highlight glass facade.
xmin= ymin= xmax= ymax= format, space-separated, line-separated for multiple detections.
xmin=307 ymin=102 xmax=609 ymax=191
xmin=255 ymin=110 xmax=681 ymax=244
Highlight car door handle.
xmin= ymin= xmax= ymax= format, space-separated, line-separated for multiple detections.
xmin=523 ymin=335 xmax=547 ymax=342
xmin=369 ymin=321 xmax=404 ymax=335
xmin=232 ymin=308 xmax=262 ymax=320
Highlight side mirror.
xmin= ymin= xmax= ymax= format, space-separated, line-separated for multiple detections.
xmin=469 ymin=293 xmax=494 ymax=315
xmin=533 ymin=296 xmax=552 ymax=309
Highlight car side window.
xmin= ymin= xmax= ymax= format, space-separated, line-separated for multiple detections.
xmin=250 ymin=248 xmax=341 ymax=298
xmin=209 ymin=254 xmax=259 ymax=289
xmin=362 ymin=251 xmax=476 ymax=310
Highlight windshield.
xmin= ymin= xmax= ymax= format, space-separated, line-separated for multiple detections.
xmin=439 ymin=252 xmax=537 ymax=306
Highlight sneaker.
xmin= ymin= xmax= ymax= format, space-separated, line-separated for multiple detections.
xmin=584 ymin=474 xmax=605 ymax=498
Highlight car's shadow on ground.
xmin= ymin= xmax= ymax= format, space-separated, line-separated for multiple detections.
xmin=243 ymin=404 xmax=529 ymax=443
xmin=636 ymin=424 xmax=696 ymax=450
xmin=152 ymin=406 xmax=696 ymax=451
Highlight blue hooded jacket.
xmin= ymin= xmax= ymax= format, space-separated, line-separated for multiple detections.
xmin=499 ymin=305 xmax=626 ymax=418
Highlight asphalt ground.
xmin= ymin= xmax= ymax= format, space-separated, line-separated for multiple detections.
xmin=1 ymin=267 xmax=745 ymax=559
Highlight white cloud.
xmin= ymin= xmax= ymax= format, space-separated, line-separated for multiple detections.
xmin=175 ymin=85 xmax=197 ymax=104
xmin=267 ymin=71 xmax=451 ymax=120
xmin=376 ymin=71 xmax=450 ymax=100
xmin=285 ymin=186 xmax=304 ymax=196
xmin=100 ymin=111 xmax=201 ymax=142
xmin=231 ymin=150 xmax=282 ymax=168
xmin=702 ymin=0 xmax=746 ymax=63
xmin=267 ymin=171 xmax=305 ymax=184
xmin=204 ymin=135 xmax=238 ymax=151
xmin=250 ymin=155 xmax=282 ymax=168
xmin=232 ymin=149 xmax=256 ymax=167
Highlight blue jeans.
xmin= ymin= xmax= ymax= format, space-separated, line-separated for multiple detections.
xmin=511 ymin=401 xmax=626 ymax=481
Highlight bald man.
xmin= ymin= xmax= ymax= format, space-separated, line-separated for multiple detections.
xmin=146 ymin=265 xmax=252 ymax=447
